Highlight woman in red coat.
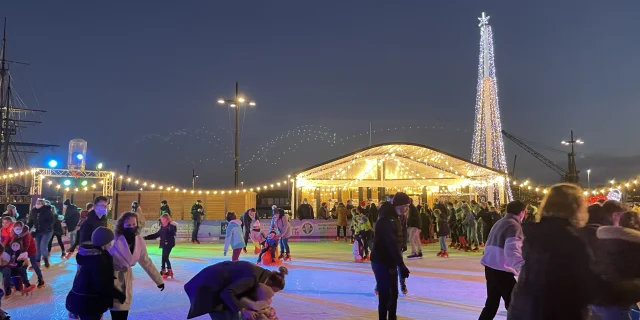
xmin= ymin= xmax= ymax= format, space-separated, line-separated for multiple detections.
xmin=5 ymin=221 xmax=42 ymax=288
xmin=1 ymin=216 xmax=14 ymax=247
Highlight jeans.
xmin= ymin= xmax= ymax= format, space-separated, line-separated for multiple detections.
xmin=408 ymin=227 xmax=422 ymax=254
xmin=467 ymin=225 xmax=479 ymax=247
xmin=372 ymin=262 xmax=399 ymax=320
xmin=590 ymin=305 xmax=632 ymax=320
xmin=439 ymin=236 xmax=447 ymax=251
xmin=161 ymin=247 xmax=173 ymax=270
xmin=279 ymin=237 xmax=290 ymax=255
xmin=68 ymin=230 xmax=77 ymax=250
xmin=28 ymin=255 xmax=43 ymax=280
xmin=35 ymin=231 xmax=53 ymax=261
xmin=48 ymin=233 xmax=65 ymax=254
xmin=479 ymin=266 xmax=517 ymax=320
xmin=192 ymin=220 xmax=201 ymax=241
xmin=2 ymin=266 xmax=30 ymax=292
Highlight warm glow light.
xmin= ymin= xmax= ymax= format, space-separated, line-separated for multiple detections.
xmin=238 ymin=97 xmax=245 ymax=103
xmin=217 ymin=99 xmax=225 ymax=104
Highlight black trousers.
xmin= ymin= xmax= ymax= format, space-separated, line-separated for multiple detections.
xmin=478 ymin=266 xmax=516 ymax=320
xmin=337 ymin=226 xmax=347 ymax=237
xmin=372 ymin=262 xmax=399 ymax=320
xmin=110 ymin=310 xmax=129 ymax=320
xmin=48 ymin=234 xmax=65 ymax=253
xmin=243 ymin=231 xmax=250 ymax=249
xmin=192 ymin=220 xmax=201 ymax=241
xmin=162 ymin=246 xmax=173 ymax=269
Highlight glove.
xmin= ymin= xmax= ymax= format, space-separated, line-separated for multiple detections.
xmin=157 ymin=283 xmax=165 ymax=291
xmin=399 ymin=265 xmax=410 ymax=279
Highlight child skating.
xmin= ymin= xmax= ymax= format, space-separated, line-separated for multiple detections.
xmin=257 ymin=231 xmax=279 ymax=265
xmin=249 ymin=220 xmax=267 ymax=254
xmin=143 ymin=213 xmax=177 ymax=279
xmin=2 ymin=221 xmax=36 ymax=298
xmin=223 ymin=212 xmax=245 ymax=261
xmin=435 ymin=209 xmax=450 ymax=257
xmin=274 ymin=209 xmax=292 ymax=262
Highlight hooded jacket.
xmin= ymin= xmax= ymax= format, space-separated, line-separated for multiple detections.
xmin=275 ymin=216 xmax=292 ymax=239
xmin=593 ymin=226 xmax=640 ymax=306
xmin=66 ymin=244 xmax=126 ymax=316
xmin=64 ymin=205 xmax=81 ymax=231
xmin=370 ymin=202 xmax=406 ymax=269
xmin=190 ymin=203 xmax=204 ymax=221
xmin=407 ymin=204 xmax=422 ymax=229
xmin=78 ymin=210 xmax=108 ymax=244
xmin=224 ymin=219 xmax=245 ymax=252
xmin=144 ymin=222 xmax=177 ymax=249
xmin=28 ymin=205 xmax=54 ymax=234
xmin=480 ymin=213 xmax=524 ymax=276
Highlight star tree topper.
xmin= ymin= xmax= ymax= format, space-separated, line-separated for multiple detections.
xmin=478 ymin=12 xmax=490 ymax=27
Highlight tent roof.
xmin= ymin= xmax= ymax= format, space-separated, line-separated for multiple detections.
xmin=294 ymin=142 xmax=506 ymax=189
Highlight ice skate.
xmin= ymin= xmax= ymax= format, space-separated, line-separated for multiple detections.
xmin=61 ymin=252 xmax=67 ymax=259
xmin=333 ymin=237 xmax=340 ymax=242
xmin=254 ymin=247 xmax=261 ymax=254
xmin=472 ymin=246 xmax=479 ymax=252
xmin=195 ymin=240 xmax=201 ymax=244
xmin=400 ymin=283 xmax=408 ymax=296
xmin=20 ymin=284 xmax=35 ymax=296
xmin=36 ymin=278 xmax=45 ymax=289
xmin=449 ymin=242 xmax=456 ymax=248
xmin=284 ymin=254 xmax=292 ymax=262
xmin=43 ymin=257 xmax=50 ymax=269
xmin=406 ymin=253 xmax=419 ymax=260
xmin=437 ymin=250 xmax=443 ymax=257
xmin=344 ymin=237 xmax=349 ymax=243
xmin=441 ymin=251 xmax=449 ymax=258
xmin=160 ymin=268 xmax=166 ymax=277
xmin=163 ymin=269 xmax=174 ymax=279
xmin=418 ymin=252 xmax=423 ymax=259
xmin=362 ymin=254 xmax=369 ymax=261
xmin=65 ymin=251 xmax=74 ymax=259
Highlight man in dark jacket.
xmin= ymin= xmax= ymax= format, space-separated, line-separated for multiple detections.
xmin=475 ymin=203 xmax=492 ymax=246
xmin=160 ymin=200 xmax=171 ymax=217
xmin=370 ymin=192 xmax=411 ymax=320
xmin=77 ymin=196 xmax=109 ymax=245
xmin=190 ymin=200 xmax=204 ymax=244
xmin=241 ymin=208 xmax=257 ymax=253
xmin=406 ymin=202 xmax=423 ymax=259
xmin=63 ymin=199 xmax=81 ymax=252
xmin=296 ymin=199 xmax=313 ymax=220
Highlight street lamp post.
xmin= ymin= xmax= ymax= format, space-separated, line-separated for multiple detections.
xmin=218 ymin=82 xmax=256 ymax=189
xmin=192 ymin=169 xmax=199 ymax=190
xmin=587 ymin=169 xmax=591 ymax=190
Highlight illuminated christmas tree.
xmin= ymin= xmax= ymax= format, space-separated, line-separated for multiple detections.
xmin=470 ymin=12 xmax=513 ymax=202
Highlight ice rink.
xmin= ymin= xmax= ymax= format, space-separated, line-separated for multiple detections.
xmin=3 ymin=240 xmax=504 ymax=319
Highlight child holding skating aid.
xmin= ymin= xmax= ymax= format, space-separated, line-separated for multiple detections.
xmin=143 ymin=213 xmax=177 ymax=278
xmin=249 ymin=220 xmax=267 ymax=254
xmin=2 ymin=221 xmax=36 ymax=298
xmin=257 ymin=231 xmax=279 ymax=265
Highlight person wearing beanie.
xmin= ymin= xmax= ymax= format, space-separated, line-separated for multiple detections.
xmin=190 ymin=200 xmax=204 ymax=244
xmin=159 ymin=200 xmax=171 ymax=226
xmin=63 ymin=199 xmax=80 ymax=258
xmin=249 ymin=219 xmax=267 ymax=254
xmin=131 ymin=201 xmax=145 ymax=227
xmin=66 ymin=226 xmax=126 ymax=320
xmin=144 ymin=213 xmax=177 ymax=278
xmin=370 ymin=192 xmax=411 ymax=320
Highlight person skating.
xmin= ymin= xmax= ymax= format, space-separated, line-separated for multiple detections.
xmin=475 ymin=202 xmax=493 ymax=248
xmin=350 ymin=208 xmax=359 ymax=244
xmin=370 ymin=192 xmax=411 ymax=320
xmin=354 ymin=213 xmax=373 ymax=261
xmin=63 ymin=199 xmax=80 ymax=258
xmin=223 ymin=212 xmax=245 ymax=262
xmin=4 ymin=219 xmax=43 ymax=289
xmin=335 ymin=203 xmax=348 ymax=242
xmin=249 ymin=220 xmax=267 ymax=254
xmin=1 ymin=205 xmax=23 ymax=223
xmin=478 ymin=200 xmax=526 ymax=320
xmin=241 ymin=208 xmax=257 ymax=254
xmin=190 ymin=200 xmax=204 ymax=244
xmin=275 ymin=209 xmax=292 ymax=261
xmin=462 ymin=203 xmax=479 ymax=251
xmin=144 ymin=213 xmax=177 ymax=279
xmin=47 ymin=203 xmax=66 ymax=259
xmin=419 ymin=207 xmax=430 ymax=244
xmin=184 ymin=261 xmax=288 ymax=319
xmin=1 ymin=221 xmax=36 ymax=298
xmin=160 ymin=200 xmax=171 ymax=217
xmin=27 ymin=198 xmax=54 ymax=269
xmin=257 ymin=231 xmax=279 ymax=265
xmin=397 ymin=200 xmax=409 ymax=295
xmin=406 ymin=201 xmax=423 ymax=259
xmin=109 ymin=211 xmax=164 ymax=320
xmin=66 ymin=226 xmax=126 ymax=320
xmin=66 ymin=202 xmax=95 ymax=259
xmin=0 ymin=217 xmax=13 ymax=247
xmin=435 ymin=209 xmax=450 ymax=257
xmin=368 ymin=202 xmax=378 ymax=227
xmin=447 ymin=202 xmax=458 ymax=248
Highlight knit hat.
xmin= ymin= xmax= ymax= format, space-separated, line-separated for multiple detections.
xmin=63 ymin=199 xmax=71 ymax=206
xmin=252 ymin=220 xmax=261 ymax=229
xmin=392 ymin=192 xmax=411 ymax=206
xmin=161 ymin=200 xmax=167 ymax=205
xmin=92 ymin=226 xmax=114 ymax=247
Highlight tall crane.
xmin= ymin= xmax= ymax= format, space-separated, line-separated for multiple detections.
xmin=501 ymin=130 xmax=579 ymax=184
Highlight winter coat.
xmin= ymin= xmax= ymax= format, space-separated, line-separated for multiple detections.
xmin=370 ymin=202 xmax=406 ymax=269
xmin=476 ymin=208 xmax=491 ymax=226
xmin=2 ymin=235 xmax=29 ymax=268
xmin=399 ymin=213 xmax=408 ymax=247
xmin=78 ymin=210 xmax=108 ymax=244
xmin=437 ymin=215 xmax=451 ymax=237
xmin=241 ymin=210 xmax=256 ymax=235
xmin=275 ymin=216 xmax=292 ymax=239
xmin=317 ymin=206 xmax=329 ymax=220
xmin=224 ymin=220 xmax=245 ymax=252
xmin=433 ymin=202 xmax=448 ymax=216
xmin=356 ymin=216 xmax=372 ymax=233
xmin=508 ymin=217 xmax=605 ymax=320
xmin=0 ymin=223 xmax=13 ymax=247
xmin=297 ymin=203 xmax=313 ymax=220
xmin=463 ymin=208 xmax=476 ymax=227
xmin=336 ymin=205 xmax=348 ymax=227
xmin=66 ymin=244 xmax=126 ymax=317
xmin=184 ymin=261 xmax=273 ymax=319
xmin=109 ymin=233 xmax=163 ymax=311
xmin=190 ymin=203 xmax=204 ymax=221
xmin=160 ymin=204 xmax=171 ymax=217
xmin=593 ymin=226 xmax=640 ymax=306
xmin=367 ymin=204 xmax=378 ymax=224
xmin=407 ymin=204 xmax=422 ymax=229
xmin=53 ymin=211 xmax=64 ymax=236
xmin=5 ymin=225 xmax=36 ymax=258
xmin=27 ymin=205 xmax=54 ymax=235
xmin=144 ymin=223 xmax=177 ymax=249
xmin=64 ymin=205 xmax=81 ymax=231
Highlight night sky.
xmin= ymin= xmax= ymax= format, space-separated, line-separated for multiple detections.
xmin=1 ymin=1 xmax=639 ymax=189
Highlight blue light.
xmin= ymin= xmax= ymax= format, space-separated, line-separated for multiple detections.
xmin=63 ymin=180 xmax=71 ymax=187
xmin=48 ymin=160 xmax=58 ymax=168
xmin=76 ymin=154 xmax=84 ymax=160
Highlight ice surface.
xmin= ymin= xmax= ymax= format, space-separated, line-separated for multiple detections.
xmin=3 ymin=241 xmax=505 ymax=319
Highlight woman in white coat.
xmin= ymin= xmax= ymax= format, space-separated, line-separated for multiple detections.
xmin=109 ymin=211 xmax=165 ymax=319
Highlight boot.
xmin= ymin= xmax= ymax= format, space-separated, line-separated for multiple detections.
xmin=160 ymin=268 xmax=166 ymax=277
xmin=418 ymin=252 xmax=423 ymax=259
xmin=61 ymin=251 xmax=66 ymax=259
xmin=406 ymin=253 xmax=419 ymax=260
xmin=441 ymin=251 xmax=449 ymax=258
xmin=254 ymin=247 xmax=261 ymax=254
xmin=164 ymin=269 xmax=174 ymax=279
xmin=195 ymin=240 xmax=201 ymax=244
xmin=437 ymin=250 xmax=443 ymax=257
xmin=37 ymin=278 xmax=45 ymax=289
xmin=472 ymin=246 xmax=479 ymax=252
xmin=21 ymin=284 xmax=35 ymax=296
xmin=278 ymin=253 xmax=284 ymax=260
xmin=285 ymin=254 xmax=291 ymax=261
xmin=350 ymin=239 xmax=354 ymax=245
xmin=243 ymin=247 xmax=247 ymax=254
xmin=65 ymin=251 xmax=74 ymax=259
xmin=43 ymin=257 xmax=50 ymax=269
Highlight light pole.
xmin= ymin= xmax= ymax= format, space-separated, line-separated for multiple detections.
xmin=561 ymin=130 xmax=584 ymax=184
xmin=587 ymin=169 xmax=591 ymax=189
xmin=192 ymin=169 xmax=199 ymax=190
xmin=217 ymin=82 xmax=256 ymax=189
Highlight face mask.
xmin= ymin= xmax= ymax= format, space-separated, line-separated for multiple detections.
xmin=95 ymin=207 xmax=107 ymax=216
xmin=35 ymin=204 xmax=42 ymax=209
xmin=13 ymin=228 xmax=21 ymax=235
xmin=63 ymin=205 xmax=68 ymax=209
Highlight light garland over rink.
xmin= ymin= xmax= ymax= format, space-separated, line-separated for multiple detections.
xmin=510 ymin=177 xmax=640 ymax=197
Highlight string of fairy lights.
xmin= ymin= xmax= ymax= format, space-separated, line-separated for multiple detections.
xmin=510 ymin=177 xmax=640 ymax=197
